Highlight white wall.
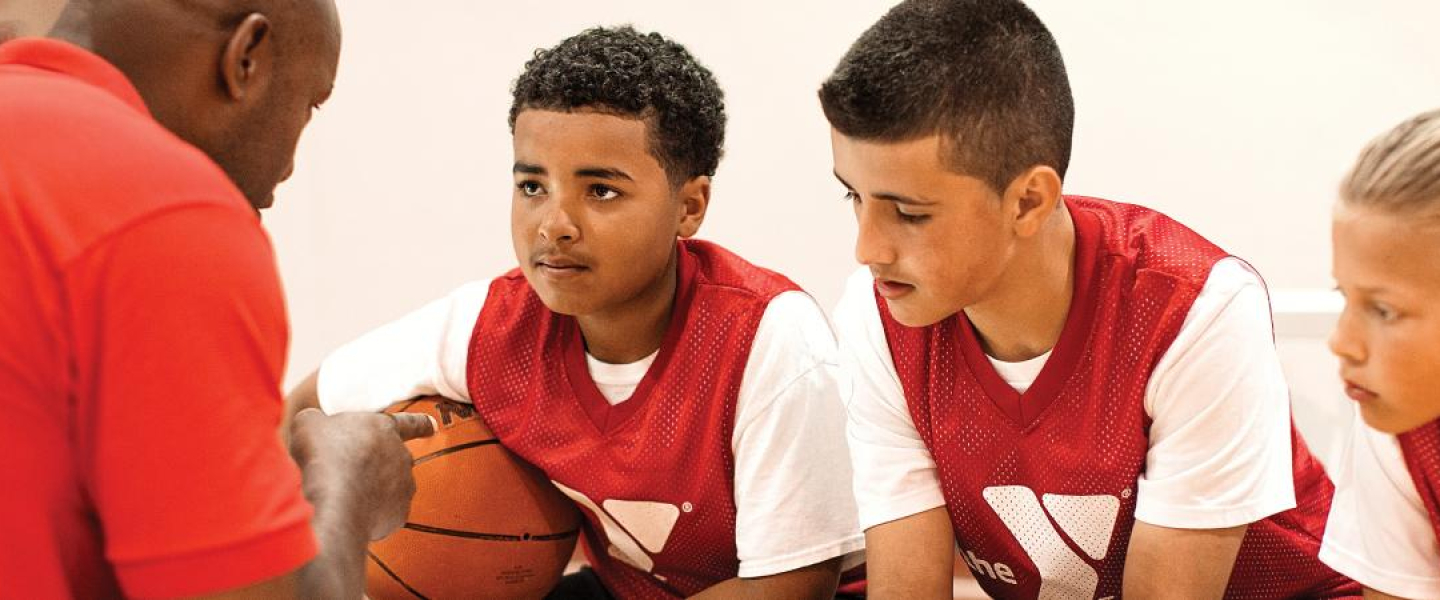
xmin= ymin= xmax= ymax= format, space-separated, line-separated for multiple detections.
xmin=1273 ymin=293 xmax=1349 ymax=467
xmin=264 ymin=0 xmax=1440 ymax=446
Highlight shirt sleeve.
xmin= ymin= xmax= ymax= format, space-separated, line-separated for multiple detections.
xmin=1134 ymin=258 xmax=1297 ymax=529
xmin=1320 ymin=409 xmax=1440 ymax=598
xmin=731 ymin=291 xmax=866 ymax=578
xmin=833 ymin=267 xmax=947 ymax=531
xmin=74 ymin=205 xmax=316 ymax=599
xmin=316 ymin=281 xmax=488 ymax=413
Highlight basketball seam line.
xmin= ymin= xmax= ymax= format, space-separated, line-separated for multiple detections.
xmin=367 ymin=550 xmax=431 ymax=600
xmin=410 ymin=439 xmax=500 ymax=466
xmin=403 ymin=522 xmax=581 ymax=542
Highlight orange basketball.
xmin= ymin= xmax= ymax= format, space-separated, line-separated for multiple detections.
xmin=365 ymin=396 xmax=582 ymax=600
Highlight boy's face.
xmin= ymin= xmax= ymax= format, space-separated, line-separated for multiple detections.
xmin=511 ymin=109 xmax=695 ymax=318
xmin=1330 ymin=202 xmax=1440 ymax=434
xmin=831 ymin=130 xmax=1016 ymax=327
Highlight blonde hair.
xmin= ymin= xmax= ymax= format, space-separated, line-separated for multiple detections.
xmin=1342 ymin=109 xmax=1440 ymax=217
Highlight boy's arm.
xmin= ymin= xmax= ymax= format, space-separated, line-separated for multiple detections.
xmin=865 ymin=508 xmax=955 ymax=600
xmin=704 ymin=292 xmax=863 ymax=599
xmin=1123 ymin=260 xmax=1300 ymax=596
xmin=832 ymin=269 xmax=954 ymax=599
xmin=687 ymin=558 xmax=843 ymax=600
xmin=1122 ymin=522 xmax=1247 ymax=599
xmin=286 ymin=282 xmax=488 ymax=421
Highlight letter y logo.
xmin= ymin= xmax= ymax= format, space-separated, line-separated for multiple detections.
xmin=552 ymin=481 xmax=682 ymax=578
xmin=982 ymin=486 xmax=1120 ymax=600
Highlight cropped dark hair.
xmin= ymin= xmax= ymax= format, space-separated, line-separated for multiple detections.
xmin=509 ymin=26 xmax=726 ymax=186
xmin=819 ymin=0 xmax=1073 ymax=192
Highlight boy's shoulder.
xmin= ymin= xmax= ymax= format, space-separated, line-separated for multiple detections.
xmin=1068 ymin=195 xmax=1229 ymax=282
xmin=683 ymin=239 xmax=802 ymax=302
xmin=479 ymin=267 xmax=532 ymax=304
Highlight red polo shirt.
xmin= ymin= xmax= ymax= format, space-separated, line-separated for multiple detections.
xmin=0 ymin=39 xmax=316 ymax=598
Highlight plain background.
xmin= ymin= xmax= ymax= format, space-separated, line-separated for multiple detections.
xmin=260 ymin=1 xmax=1440 ymax=461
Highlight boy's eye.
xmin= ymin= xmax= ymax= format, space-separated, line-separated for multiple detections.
xmin=591 ymin=185 xmax=620 ymax=201
xmin=1369 ymin=302 xmax=1398 ymax=322
xmin=517 ymin=181 xmax=545 ymax=197
xmin=842 ymin=190 xmax=860 ymax=204
xmin=896 ymin=206 xmax=931 ymax=224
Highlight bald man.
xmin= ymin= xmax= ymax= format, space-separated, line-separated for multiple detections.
xmin=0 ymin=2 xmax=431 ymax=598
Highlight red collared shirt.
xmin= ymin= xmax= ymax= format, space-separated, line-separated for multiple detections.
xmin=0 ymin=38 xmax=315 ymax=599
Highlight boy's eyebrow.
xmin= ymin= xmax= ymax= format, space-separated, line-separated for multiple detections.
xmin=575 ymin=167 xmax=634 ymax=182
xmin=514 ymin=163 xmax=635 ymax=183
xmin=833 ymin=171 xmax=935 ymax=205
xmin=1350 ymin=284 xmax=1390 ymax=295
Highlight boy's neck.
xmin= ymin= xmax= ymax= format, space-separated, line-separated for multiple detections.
xmin=576 ymin=254 xmax=679 ymax=365
xmin=964 ymin=207 xmax=1076 ymax=363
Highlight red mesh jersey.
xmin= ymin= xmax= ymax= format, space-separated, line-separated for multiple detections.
xmin=880 ymin=197 xmax=1355 ymax=599
xmin=466 ymin=240 xmax=799 ymax=598
xmin=1399 ymin=421 xmax=1440 ymax=562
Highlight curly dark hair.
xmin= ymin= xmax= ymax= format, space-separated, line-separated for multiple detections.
xmin=508 ymin=26 xmax=726 ymax=186
xmin=819 ymin=0 xmax=1073 ymax=193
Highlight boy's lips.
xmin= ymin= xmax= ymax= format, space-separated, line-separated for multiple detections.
xmin=1343 ymin=379 xmax=1377 ymax=404
xmin=875 ymin=278 xmax=916 ymax=299
xmin=534 ymin=255 xmax=590 ymax=279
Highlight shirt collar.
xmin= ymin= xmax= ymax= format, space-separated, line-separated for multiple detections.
xmin=0 ymin=37 xmax=150 ymax=115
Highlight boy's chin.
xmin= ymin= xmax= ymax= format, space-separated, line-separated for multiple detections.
xmin=530 ymin=286 xmax=589 ymax=317
xmin=1362 ymin=399 xmax=1440 ymax=436
xmin=885 ymin=297 xmax=952 ymax=328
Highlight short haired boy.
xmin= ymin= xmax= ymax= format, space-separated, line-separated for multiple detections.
xmin=822 ymin=1 xmax=1356 ymax=597
xmin=291 ymin=26 xmax=863 ymax=599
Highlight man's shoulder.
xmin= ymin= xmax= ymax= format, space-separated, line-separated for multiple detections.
xmin=1 ymin=60 xmax=248 ymax=265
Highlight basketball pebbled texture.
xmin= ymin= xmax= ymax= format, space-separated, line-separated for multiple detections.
xmin=365 ymin=396 xmax=582 ymax=600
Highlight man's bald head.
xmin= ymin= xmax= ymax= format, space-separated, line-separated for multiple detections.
xmin=51 ymin=0 xmax=341 ymax=210
xmin=0 ymin=0 xmax=67 ymax=42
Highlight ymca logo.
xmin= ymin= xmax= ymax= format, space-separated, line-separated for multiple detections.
xmin=969 ymin=485 xmax=1122 ymax=600
xmin=551 ymin=481 xmax=683 ymax=579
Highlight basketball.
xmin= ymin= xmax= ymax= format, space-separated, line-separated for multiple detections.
xmin=365 ymin=396 xmax=582 ymax=600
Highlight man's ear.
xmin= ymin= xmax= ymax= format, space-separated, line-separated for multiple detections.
xmin=220 ymin=13 xmax=272 ymax=101
xmin=676 ymin=175 xmax=711 ymax=238
xmin=1008 ymin=165 xmax=1063 ymax=238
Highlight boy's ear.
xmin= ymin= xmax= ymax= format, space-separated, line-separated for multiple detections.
xmin=1009 ymin=165 xmax=1063 ymax=238
xmin=676 ymin=175 xmax=711 ymax=238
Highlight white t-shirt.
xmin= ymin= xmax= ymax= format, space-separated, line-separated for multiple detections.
xmin=1320 ymin=408 xmax=1440 ymax=598
xmin=318 ymin=284 xmax=865 ymax=578
xmin=837 ymin=257 xmax=1298 ymax=532
xmin=585 ymin=351 xmax=657 ymax=405
xmin=987 ymin=350 xmax=1051 ymax=395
